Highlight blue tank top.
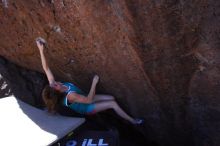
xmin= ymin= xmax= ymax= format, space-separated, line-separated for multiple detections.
xmin=63 ymin=82 xmax=85 ymax=95
xmin=62 ymin=82 xmax=95 ymax=114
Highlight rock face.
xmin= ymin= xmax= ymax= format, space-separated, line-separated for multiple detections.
xmin=0 ymin=57 xmax=46 ymax=107
xmin=0 ymin=0 xmax=220 ymax=145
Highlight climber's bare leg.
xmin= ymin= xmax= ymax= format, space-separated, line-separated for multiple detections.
xmin=93 ymin=100 xmax=135 ymax=123
xmin=92 ymin=94 xmax=115 ymax=103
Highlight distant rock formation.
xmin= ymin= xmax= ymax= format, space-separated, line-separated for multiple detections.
xmin=0 ymin=1 xmax=220 ymax=145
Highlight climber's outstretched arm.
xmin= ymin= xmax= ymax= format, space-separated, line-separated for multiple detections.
xmin=36 ymin=41 xmax=55 ymax=85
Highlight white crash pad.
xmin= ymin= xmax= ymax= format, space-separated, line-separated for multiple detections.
xmin=0 ymin=96 xmax=85 ymax=146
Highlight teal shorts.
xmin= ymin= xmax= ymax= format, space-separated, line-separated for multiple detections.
xmin=68 ymin=102 xmax=96 ymax=114
xmin=63 ymin=97 xmax=95 ymax=114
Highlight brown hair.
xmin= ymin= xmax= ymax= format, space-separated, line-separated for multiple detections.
xmin=42 ymin=85 xmax=64 ymax=113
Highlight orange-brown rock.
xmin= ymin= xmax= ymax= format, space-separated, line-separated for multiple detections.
xmin=1 ymin=0 xmax=220 ymax=145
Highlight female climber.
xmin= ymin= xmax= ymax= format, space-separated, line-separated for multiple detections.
xmin=36 ymin=38 xmax=143 ymax=125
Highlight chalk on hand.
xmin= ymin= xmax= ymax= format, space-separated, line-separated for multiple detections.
xmin=36 ymin=37 xmax=46 ymax=45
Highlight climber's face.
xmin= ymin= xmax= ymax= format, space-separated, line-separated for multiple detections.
xmin=50 ymin=82 xmax=62 ymax=91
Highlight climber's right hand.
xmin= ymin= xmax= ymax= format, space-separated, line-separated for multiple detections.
xmin=36 ymin=41 xmax=44 ymax=51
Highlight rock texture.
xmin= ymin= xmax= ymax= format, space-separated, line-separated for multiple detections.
xmin=0 ymin=57 xmax=46 ymax=107
xmin=0 ymin=0 xmax=220 ymax=146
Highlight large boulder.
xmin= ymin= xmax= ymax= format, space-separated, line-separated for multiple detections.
xmin=0 ymin=0 xmax=220 ymax=145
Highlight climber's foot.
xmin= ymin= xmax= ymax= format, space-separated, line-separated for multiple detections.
xmin=132 ymin=118 xmax=144 ymax=125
